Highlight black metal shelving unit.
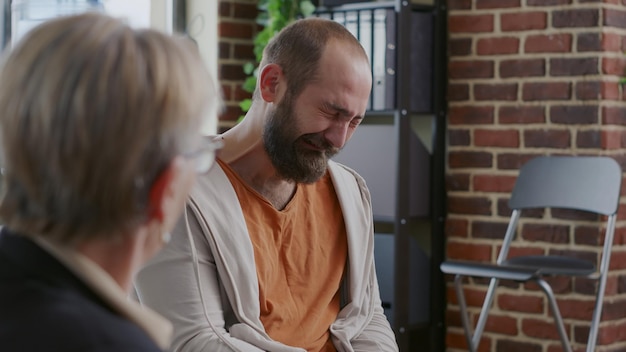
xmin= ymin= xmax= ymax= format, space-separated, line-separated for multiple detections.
xmin=316 ymin=1 xmax=447 ymax=351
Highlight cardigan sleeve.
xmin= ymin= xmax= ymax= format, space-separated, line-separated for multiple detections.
xmin=134 ymin=205 xmax=265 ymax=352
xmin=349 ymin=269 xmax=399 ymax=351
xmin=331 ymin=163 xmax=399 ymax=352
xmin=352 ymin=171 xmax=399 ymax=352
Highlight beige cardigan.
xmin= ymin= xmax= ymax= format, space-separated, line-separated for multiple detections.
xmin=135 ymin=160 xmax=398 ymax=352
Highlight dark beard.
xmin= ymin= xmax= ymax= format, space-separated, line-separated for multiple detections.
xmin=263 ymin=95 xmax=339 ymax=184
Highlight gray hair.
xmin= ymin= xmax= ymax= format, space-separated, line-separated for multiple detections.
xmin=0 ymin=13 xmax=220 ymax=244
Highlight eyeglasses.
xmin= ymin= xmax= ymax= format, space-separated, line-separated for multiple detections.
xmin=183 ymin=138 xmax=224 ymax=174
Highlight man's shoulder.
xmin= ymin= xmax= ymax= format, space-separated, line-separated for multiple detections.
xmin=328 ymin=160 xmax=366 ymax=185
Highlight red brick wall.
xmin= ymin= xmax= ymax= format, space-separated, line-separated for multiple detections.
xmin=446 ymin=0 xmax=626 ymax=351
xmin=218 ymin=0 xmax=259 ymax=129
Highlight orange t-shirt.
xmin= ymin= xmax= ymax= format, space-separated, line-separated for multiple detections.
xmin=220 ymin=160 xmax=347 ymax=352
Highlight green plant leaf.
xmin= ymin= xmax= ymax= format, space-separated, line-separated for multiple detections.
xmin=243 ymin=76 xmax=257 ymax=93
xmin=300 ymin=1 xmax=316 ymax=17
xmin=239 ymin=98 xmax=252 ymax=113
xmin=235 ymin=0 xmax=317 ymax=126
xmin=243 ymin=62 xmax=255 ymax=75
xmin=257 ymin=0 xmax=269 ymax=11
xmin=256 ymin=12 xmax=269 ymax=26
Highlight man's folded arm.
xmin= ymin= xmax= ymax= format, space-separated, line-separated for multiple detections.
xmin=134 ymin=207 xmax=265 ymax=352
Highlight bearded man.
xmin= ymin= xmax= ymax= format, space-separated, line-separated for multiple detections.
xmin=135 ymin=17 xmax=399 ymax=352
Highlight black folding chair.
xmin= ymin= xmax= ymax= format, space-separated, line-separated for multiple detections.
xmin=441 ymin=156 xmax=622 ymax=352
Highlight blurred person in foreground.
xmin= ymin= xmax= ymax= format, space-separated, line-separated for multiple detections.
xmin=0 ymin=12 xmax=221 ymax=352
xmin=135 ymin=18 xmax=398 ymax=352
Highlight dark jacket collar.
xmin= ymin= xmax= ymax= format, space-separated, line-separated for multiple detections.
xmin=0 ymin=227 xmax=109 ymax=310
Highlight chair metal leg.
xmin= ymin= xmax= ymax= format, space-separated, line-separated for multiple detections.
xmin=586 ymin=267 xmax=609 ymax=352
xmin=454 ymin=274 xmax=500 ymax=352
xmin=587 ymin=283 xmax=604 ymax=352
xmin=587 ymin=216 xmax=615 ymax=352
xmin=453 ymin=274 xmax=475 ymax=352
xmin=471 ymin=276 xmax=499 ymax=350
xmin=536 ymin=279 xmax=573 ymax=352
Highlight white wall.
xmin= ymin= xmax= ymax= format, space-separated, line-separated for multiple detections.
xmin=9 ymin=0 xmax=218 ymax=134
xmin=108 ymin=0 xmax=219 ymax=135
xmin=104 ymin=0 xmax=152 ymax=29
xmin=185 ymin=0 xmax=219 ymax=135
xmin=186 ymin=0 xmax=218 ymax=79
xmin=106 ymin=0 xmax=217 ymax=79
xmin=148 ymin=0 xmax=172 ymax=33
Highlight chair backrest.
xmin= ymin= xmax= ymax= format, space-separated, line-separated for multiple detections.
xmin=509 ymin=156 xmax=622 ymax=215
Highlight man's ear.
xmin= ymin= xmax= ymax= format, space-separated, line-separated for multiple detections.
xmin=147 ymin=157 xmax=187 ymax=223
xmin=259 ymin=63 xmax=284 ymax=103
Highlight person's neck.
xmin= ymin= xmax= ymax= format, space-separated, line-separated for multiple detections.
xmin=218 ymin=102 xmax=268 ymax=164
xmin=230 ymin=149 xmax=296 ymax=210
xmin=76 ymin=230 xmax=146 ymax=292
xmin=220 ymin=102 xmax=297 ymax=210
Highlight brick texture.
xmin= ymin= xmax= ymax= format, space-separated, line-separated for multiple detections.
xmin=477 ymin=0 xmax=520 ymax=9
xmin=445 ymin=0 xmax=626 ymax=351
xmin=501 ymin=12 xmax=547 ymax=32
xmin=500 ymin=59 xmax=545 ymax=78
xmin=449 ymin=14 xmax=494 ymax=33
xmin=525 ymin=33 xmax=573 ymax=53
xmin=218 ymin=0 xmax=259 ymax=127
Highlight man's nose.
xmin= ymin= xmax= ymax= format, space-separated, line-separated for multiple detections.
xmin=324 ymin=121 xmax=351 ymax=149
